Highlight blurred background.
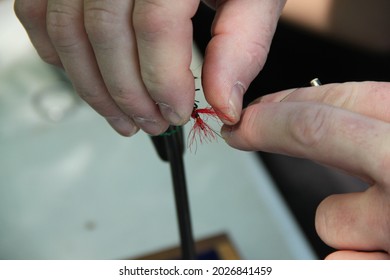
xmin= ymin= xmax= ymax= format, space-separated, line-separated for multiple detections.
xmin=1 ymin=0 xmax=389 ymax=260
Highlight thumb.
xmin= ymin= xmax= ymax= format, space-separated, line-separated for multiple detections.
xmin=315 ymin=186 xmax=390 ymax=255
xmin=202 ymin=0 xmax=286 ymax=124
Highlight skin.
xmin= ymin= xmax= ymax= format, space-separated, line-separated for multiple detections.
xmin=14 ymin=0 xmax=390 ymax=260
xmin=14 ymin=0 xmax=286 ymax=136
xmin=221 ymin=82 xmax=390 ymax=259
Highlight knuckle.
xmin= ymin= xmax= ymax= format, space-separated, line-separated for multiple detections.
xmin=141 ymin=71 xmax=186 ymax=104
xmin=75 ymin=81 xmax=149 ymax=120
xmin=46 ymin=3 xmax=79 ymax=48
xmin=141 ymin=71 xmax=165 ymax=95
xmin=73 ymin=83 xmax=100 ymax=101
xmin=109 ymin=86 xmax=140 ymax=109
xmin=133 ymin=2 xmax=172 ymax=40
xmin=38 ymin=50 xmax=61 ymax=66
xmin=140 ymin=63 xmax=189 ymax=96
xmin=140 ymin=63 xmax=180 ymax=95
xmin=84 ymin=4 xmax=121 ymax=44
xmin=321 ymin=83 xmax=360 ymax=109
xmin=324 ymin=84 xmax=353 ymax=107
xmin=288 ymin=103 xmax=332 ymax=148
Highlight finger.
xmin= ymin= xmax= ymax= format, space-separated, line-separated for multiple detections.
xmin=14 ymin=0 xmax=61 ymax=66
xmin=84 ymin=0 xmax=168 ymax=135
xmin=316 ymin=187 xmax=390 ymax=256
xmin=202 ymin=0 xmax=286 ymax=124
xmin=133 ymin=0 xmax=200 ymax=125
xmin=46 ymin=0 xmax=137 ymax=136
xmin=261 ymin=81 xmax=390 ymax=123
xmin=221 ymin=100 xmax=390 ymax=184
xmin=325 ymin=251 xmax=390 ymax=260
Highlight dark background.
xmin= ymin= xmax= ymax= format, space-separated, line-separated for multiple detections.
xmin=192 ymin=3 xmax=390 ymax=259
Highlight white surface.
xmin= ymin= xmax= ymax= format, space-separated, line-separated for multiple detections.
xmin=0 ymin=0 xmax=316 ymax=260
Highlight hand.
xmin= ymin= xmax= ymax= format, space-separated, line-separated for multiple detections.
xmin=222 ymin=81 xmax=390 ymax=259
xmin=14 ymin=0 xmax=286 ymax=136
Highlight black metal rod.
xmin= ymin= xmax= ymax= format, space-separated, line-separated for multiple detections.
xmin=163 ymin=126 xmax=196 ymax=260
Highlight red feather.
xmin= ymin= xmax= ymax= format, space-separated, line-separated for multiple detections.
xmin=187 ymin=105 xmax=223 ymax=152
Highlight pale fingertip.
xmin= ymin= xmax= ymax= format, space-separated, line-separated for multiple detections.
xmin=220 ymin=124 xmax=253 ymax=152
xmin=221 ymin=125 xmax=233 ymax=141
xmin=158 ymin=103 xmax=187 ymax=125
xmin=325 ymin=251 xmax=390 ymax=260
xmin=133 ymin=116 xmax=169 ymax=136
xmin=106 ymin=117 xmax=139 ymax=137
xmin=226 ymin=81 xmax=245 ymax=123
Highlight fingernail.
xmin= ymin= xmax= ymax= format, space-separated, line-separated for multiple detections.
xmin=228 ymin=82 xmax=245 ymax=122
xmin=106 ymin=117 xmax=138 ymax=137
xmin=133 ymin=116 xmax=164 ymax=135
xmin=158 ymin=103 xmax=183 ymax=125
xmin=221 ymin=125 xmax=233 ymax=141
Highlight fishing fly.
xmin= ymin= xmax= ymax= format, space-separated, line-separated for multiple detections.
xmin=157 ymin=76 xmax=226 ymax=151
xmin=187 ymin=100 xmax=224 ymax=152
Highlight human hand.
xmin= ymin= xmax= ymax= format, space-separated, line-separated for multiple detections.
xmin=14 ymin=0 xmax=286 ymax=136
xmin=222 ymin=81 xmax=390 ymax=259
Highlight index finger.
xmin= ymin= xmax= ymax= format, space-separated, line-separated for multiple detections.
xmin=222 ymin=94 xmax=390 ymax=185
xmin=260 ymin=81 xmax=390 ymax=123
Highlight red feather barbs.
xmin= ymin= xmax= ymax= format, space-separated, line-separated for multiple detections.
xmin=187 ymin=101 xmax=223 ymax=152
